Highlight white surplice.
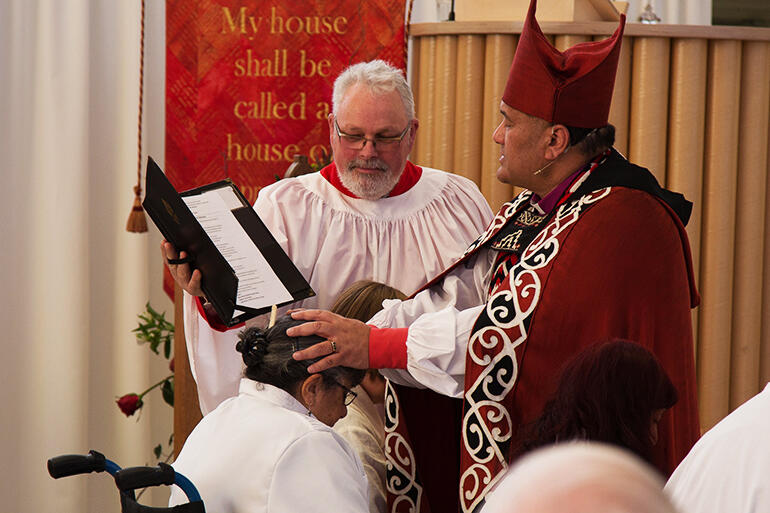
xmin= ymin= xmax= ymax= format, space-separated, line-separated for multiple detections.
xmin=169 ymin=379 xmax=369 ymax=513
xmin=184 ymin=167 xmax=494 ymax=414
xmin=665 ymin=382 xmax=770 ymax=513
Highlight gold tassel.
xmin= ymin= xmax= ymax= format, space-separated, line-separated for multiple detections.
xmin=128 ymin=0 xmax=147 ymax=234
xmin=126 ymin=185 xmax=148 ymax=233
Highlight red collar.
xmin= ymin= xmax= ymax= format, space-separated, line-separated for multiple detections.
xmin=319 ymin=161 xmax=423 ymax=198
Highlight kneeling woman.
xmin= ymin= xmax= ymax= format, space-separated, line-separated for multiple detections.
xmin=169 ymin=316 xmax=368 ymax=512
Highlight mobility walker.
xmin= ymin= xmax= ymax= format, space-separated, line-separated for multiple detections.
xmin=47 ymin=450 xmax=204 ymax=512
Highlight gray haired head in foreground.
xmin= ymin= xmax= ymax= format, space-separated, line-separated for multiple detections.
xmin=480 ymin=442 xmax=679 ymax=513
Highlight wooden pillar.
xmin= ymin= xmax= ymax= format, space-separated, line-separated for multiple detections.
xmin=730 ymin=41 xmax=770 ymax=409
xmin=762 ymin=107 xmax=770 ymax=388
xmin=629 ymin=37 xmax=671 ymax=184
xmin=697 ymin=39 xmax=743 ymax=431
xmin=666 ymin=38 xmax=708 ymax=350
xmin=480 ymin=34 xmax=517 ymax=211
xmin=173 ymin=285 xmax=202 ymax=455
xmin=415 ymin=36 xmax=437 ymax=166
xmin=432 ymin=35 xmax=458 ymax=171
xmin=608 ymin=36 xmax=633 ymax=155
xmin=453 ymin=35 xmax=486 ymax=186
xmin=554 ymin=34 xmax=590 ymax=50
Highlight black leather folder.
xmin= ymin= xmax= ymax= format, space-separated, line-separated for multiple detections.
xmin=142 ymin=157 xmax=314 ymax=326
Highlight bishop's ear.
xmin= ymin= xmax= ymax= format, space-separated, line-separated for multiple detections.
xmin=546 ymin=124 xmax=571 ymax=159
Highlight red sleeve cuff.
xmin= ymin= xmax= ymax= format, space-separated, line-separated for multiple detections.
xmin=368 ymin=327 xmax=408 ymax=369
xmin=194 ymin=296 xmax=243 ymax=332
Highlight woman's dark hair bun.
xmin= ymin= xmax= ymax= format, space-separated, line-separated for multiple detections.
xmin=235 ymin=316 xmax=365 ymax=393
xmin=236 ymin=327 xmax=269 ymax=367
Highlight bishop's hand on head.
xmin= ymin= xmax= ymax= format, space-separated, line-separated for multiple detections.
xmin=288 ymin=310 xmax=371 ymax=373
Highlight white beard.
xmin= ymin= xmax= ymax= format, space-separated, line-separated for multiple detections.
xmin=337 ymin=158 xmax=403 ymax=200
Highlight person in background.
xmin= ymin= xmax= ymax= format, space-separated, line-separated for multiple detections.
xmin=330 ymin=280 xmax=407 ymax=513
xmin=665 ymin=382 xmax=770 ymax=513
xmin=169 ymin=316 xmax=368 ymax=513
xmin=481 ymin=442 xmax=679 ymax=513
xmin=163 ymin=59 xmax=493 ymax=415
xmin=517 ymin=340 xmax=678 ymax=471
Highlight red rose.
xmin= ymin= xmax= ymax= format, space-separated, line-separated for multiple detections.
xmin=169 ymin=357 xmax=175 ymax=373
xmin=116 ymin=393 xmax=143 ymax=416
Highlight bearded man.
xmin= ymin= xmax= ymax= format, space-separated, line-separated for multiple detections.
xmin=163 ymin=59 xmax=493 ymax=415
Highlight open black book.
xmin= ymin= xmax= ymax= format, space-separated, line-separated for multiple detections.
xmin=142 ymin=157 xmax=314 ymax=326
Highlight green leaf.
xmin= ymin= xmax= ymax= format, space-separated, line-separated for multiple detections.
xmin=161 ymin=379 xmax=174 ymax=407
xmin=168 ymin=433 xmax=175 ymax=446
xmin=134 ymin=302 xmax=174 ymax=359
xmin=153 ymin=444 xmax=162 ymax=459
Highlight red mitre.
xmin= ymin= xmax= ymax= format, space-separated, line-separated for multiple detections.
xmin=503 ymin=0 xmax=626 ymax=128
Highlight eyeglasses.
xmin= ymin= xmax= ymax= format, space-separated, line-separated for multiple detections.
xmin=333 ymin=117 xmax=411 ymax=151
xmin=333 ymin=379 xmax=358 ymax=406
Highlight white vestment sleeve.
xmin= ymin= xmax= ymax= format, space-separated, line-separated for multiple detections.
xmin=268 ymin=431 xmax=369 ymax=513
xmin=183 ymin=293 xmax=244 ymax=415
xmin=372 ymin=249 xmax=496 ymax=397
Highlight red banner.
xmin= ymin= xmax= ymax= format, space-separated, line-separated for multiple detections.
xmin=164 ymin=0 xmax=407 ymax=296
xmin=166 ymin=0 xmax=406 ymax=199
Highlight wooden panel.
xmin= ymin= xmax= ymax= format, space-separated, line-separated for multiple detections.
xmin=666 ymin=38 xmax=708 ymax=350
xmin=415 ymin=36 xmax=437 ymax=166
xmin=762 ymin=106 xmax=770 ymax=387
xmin=629 ymin=37 xmax=671 ymax=184
xmin=409 ymin=21 xmax=770 ymax=42
xmin=173 ymin=284 xmax=202 ymax=455
xmin=607 ymin=36 xmax=632 ymax=155
xmin=431 ymin=35 xmax=458 ymax=171
xmin=697 ymin=39 xmax=742 ymax=431
xmin=730 ymin=41 xmax=770 ymax=408
xmin=453 ymin=35 xmax=486 ymax=185
xmin=409 ymin=35 xmax=421 ymax=160
xmin=480 ymin=34 xmax=517 ymax=211
xmin=455 ymin=0 xmax=621 ymax=23
xmin=554 ymin=34 xmax=591 ymax=50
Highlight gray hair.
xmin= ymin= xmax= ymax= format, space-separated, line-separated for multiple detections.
xmin=481 ymin=442 xmax=679 ymax=513
xmin=332 ymin=60 xmax=415 ymax=120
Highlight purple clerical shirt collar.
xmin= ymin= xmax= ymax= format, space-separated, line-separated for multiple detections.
xmin=529 ymin=150 xmax=611 ymax=215
xmin=529 ymin=167 xmax=584 ymax=215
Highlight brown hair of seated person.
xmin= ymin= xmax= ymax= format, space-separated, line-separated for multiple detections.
xmin=330 ymin=279 xmax=407 ymax=323
xmin=517 ymin=339 xmax=678 ymax=466
xmin=330 ymin=280 xmax=407 ymax=404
